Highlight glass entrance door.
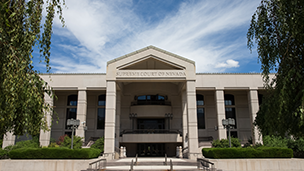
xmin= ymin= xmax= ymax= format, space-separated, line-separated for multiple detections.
xmin=137 ymin=143 xmax=165 ymax=157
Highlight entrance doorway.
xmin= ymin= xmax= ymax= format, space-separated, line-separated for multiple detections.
xmin=137 ymin=143 xmax=165 ymax=157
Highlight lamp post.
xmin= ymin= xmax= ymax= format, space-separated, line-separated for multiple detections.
xmin=222 ymin=118 xmax=235 ymax=148
xmin=67 ymin=118 xmax=80 ymax=149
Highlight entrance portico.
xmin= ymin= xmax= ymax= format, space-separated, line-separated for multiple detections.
xmin=104 ymin=46 xmax=199 ymax=160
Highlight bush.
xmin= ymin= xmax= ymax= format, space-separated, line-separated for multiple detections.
xmin=202 ymin=147 xmax=293 ymax=158
xmin=263 ymin=135 xmax=288 ymax=148
xmin=212 ymin=138 xmax=241 ymax=148
xmin=0 ymin=149 xmax=8 ymax=159
xmin=287 ymin=138 xmax=304 ymax=158
xmin=9 ymin=148 xmax=101 ymax=159
xmin=90 ymin=137 xmax=104 ymax=152
xmin=60 ymin=135 xmax=83 ymax=149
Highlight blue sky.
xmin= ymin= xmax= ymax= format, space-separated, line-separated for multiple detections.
xmin=34 ymin=0 xmax=262 ymax=73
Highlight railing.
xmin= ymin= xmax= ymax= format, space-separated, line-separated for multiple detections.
xmin=88 ymin=158 xmax=106 ymax=171
xmin=121 ymin=129 xmax=182 ymax=136
xmin=131 ymin=100 xmax=171 ymax=106
xmin=197 ymin=158 xmax=216 ymax=171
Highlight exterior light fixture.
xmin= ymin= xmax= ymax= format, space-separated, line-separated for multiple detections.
xmin=222 ymin=118 xmax=235 ymax=148
xmin=67 ymin=118 xmax=80 ymax=149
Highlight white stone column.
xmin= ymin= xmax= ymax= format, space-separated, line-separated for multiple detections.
xmin=181 ymin=90 xmax=188 ymax=154
xmin=39 ymin=93 xmax=54 ymax=147
xmin=186 ymin=80 xmax=199 ymax=160
xmin=215 ymin=89 xmax=226 ymax=140
xmin=2 ymin=132 xmax=15 ymax=149
xmin=248 ymin=89 xmax=262 ymax=144
xmin=76 ymin=89 xmax=87 ymax=141
xmin=104 ymin=81 xmax=116 ymax=159
xmin=115 ymin=90 xmax=121 ymax=158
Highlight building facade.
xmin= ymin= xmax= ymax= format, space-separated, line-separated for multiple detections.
xmin=2 ymin=46 xmax=266 ymax=160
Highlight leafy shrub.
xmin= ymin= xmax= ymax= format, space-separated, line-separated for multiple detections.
xmin=212 ymin=138 xmax=241 ymax=148
xmin=9 ymin=148 xmax=101 ymax=159
xmin=202 ymin=147 xmax=293 ymax=158
xmin=57 ymin=134 xmax=68 ymax=145
xmin=0 ymin=149 xmax=8 ymax=159
xmin=48 ymin=142 xmax=59 ymax=147
xmin=90 ymin=137 xmax=104 ymax=152
xmin=263 ymin=135 xmax=288 ymax=148
xmin=287 ymin=138 xmax=304 ymax=158
xmin=60 ymin=135 xmax=83 ymax=149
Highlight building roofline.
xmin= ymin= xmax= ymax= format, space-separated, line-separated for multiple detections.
xmin=40 ymin=73 xmax=275 ymax=75
xmin=107 ymin=45 xmax=195 ymax=66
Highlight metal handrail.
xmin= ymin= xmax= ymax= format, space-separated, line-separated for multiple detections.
xmin=89 ymin=158 xmax=106 ymax=170
xmin=197 ymin=158 xmax=215 ymax=170
xmin=121 ymin=129 xmax=182 ymax=136
xmin=131 ymin=100 xmax=171 ymax=106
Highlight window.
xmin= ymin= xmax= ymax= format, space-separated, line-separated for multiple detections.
xmin=225 ymin=107 xmax=237 ymax=128
xmin=97 ymin=108 xmax=105 ymax=129
xmin=98 ymin=95 xmax=106 ymax=106
xmin=197 ymin=108 xmax=205 ymax=129
xmin=196 ymin=94 xmax=204 ymax=106
xmin=134 ymin=94 xmax=168 ymax=105
xmin=227 ymin=131 xmax=238 ymax=138
xmin=97 ymin=95 xmax=106 ymax=129
xmin=66 ymin=95 xmax=77 ymax=129
xmin=224 ymin=94 xmax=235 ymax=106
xmin=67 ymin=95 xmax=77 ymax=106
xmin=225 ymin=94 xmax=237 ymax=129
xmin=258 ymin=94 xmax=263 ymax=106
xmin=66 ymin=108 xmax=77 ymax=129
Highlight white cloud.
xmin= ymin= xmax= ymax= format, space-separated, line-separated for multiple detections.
xmin=49 ymin=0 xmax=260 ymax=73
xmin=215 ymin=59 xmax=240 ymax=68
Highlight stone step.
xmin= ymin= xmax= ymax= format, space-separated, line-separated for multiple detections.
xmin=105 ymin=161 xmax=197 ymax=166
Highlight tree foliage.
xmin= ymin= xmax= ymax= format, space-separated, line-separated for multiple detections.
xmin=0 ymin=0 xmax=65 ymax=136
xmin=247 ymin=0 xmax=304 ymax=137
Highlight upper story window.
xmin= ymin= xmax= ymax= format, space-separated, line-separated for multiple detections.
xmin=132 ymin=94 xmax=169 ymax=106
xmin=224 ymin=94 xmax=235 ymax=106
xmin=196 ymin=94 xmax=204 ymax=106
xmin=67 ymin=95 xmax=77 ymax=106
xmin=98 ymin=95 xmax=106 ymax=106
xmin=258 ymin=94 xmax=263 ymax=106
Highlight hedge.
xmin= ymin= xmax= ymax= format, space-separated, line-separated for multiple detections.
xmin=0 ymin=149 xmax=8 ymax=159
xmin=9 ymin=148 xmax=101 ymax=159
xmin=202 ymin=147 xmax=293 ymax=158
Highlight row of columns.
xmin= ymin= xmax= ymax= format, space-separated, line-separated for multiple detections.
xmin=215 ymin=88 xmax=262 ymax=144
xmin=2 ymin=83 xmax=261 ymax=156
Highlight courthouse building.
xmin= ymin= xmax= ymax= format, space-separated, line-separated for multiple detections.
xmin=2 ymin=46 xmax=266 ymax=160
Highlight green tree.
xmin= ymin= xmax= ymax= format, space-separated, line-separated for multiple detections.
xmin=247 ymin=0 xmax=304 ymax=137
xmin=0 ymin=0 xmax=65 ymax=136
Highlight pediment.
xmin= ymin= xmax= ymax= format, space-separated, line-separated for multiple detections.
xmin=118 ymin=56 xmax=183 ymax=70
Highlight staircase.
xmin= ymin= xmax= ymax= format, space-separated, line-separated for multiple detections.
xmin=83 ymin=157 xmax=222 ymax=171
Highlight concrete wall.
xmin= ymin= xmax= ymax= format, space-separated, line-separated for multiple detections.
xmin=0 ymin=159 xmax=96 ymax=171
xmin=209 ymin=158 xmax=304 ymax=171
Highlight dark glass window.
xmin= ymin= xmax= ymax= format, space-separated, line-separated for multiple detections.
xmin=225 ymin=107 xmax=237 ymax=128
xmin=98 ymin=95 xmax=106 ymax=106
xmin=137 ymin=119 xmax=165 ymax=129
xmin=196 ymin=94 xmax=204 ymax=106
xmin=97 ymin=108 xmax=105 ymax=129
xmin=224 ymin=94 xmax=235 ymax=106
xmin=135 ymin=95 xmax=167 ymax=105
xmin=66 ymin=108 xmax=77 ymax=129
xmin=67 ymin=95 xmax=77 ymax=106
xmin=258 ymin=94 xmax=263 ymax=106
xmin=227 ymin=131 xmax=238 ymax=138
xmin=197 ymin=108 xmax=205 ymax=129
xmin=138 ymin=95 xmax=146 ymax=100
